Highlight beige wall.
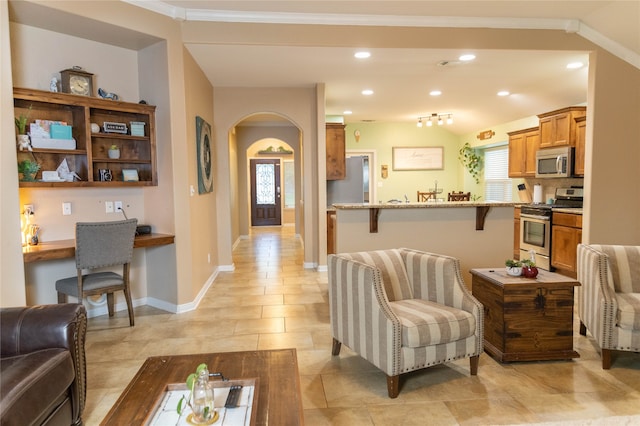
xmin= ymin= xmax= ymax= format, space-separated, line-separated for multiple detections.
xmin=183 ymin=47 xmax=218 ymax=303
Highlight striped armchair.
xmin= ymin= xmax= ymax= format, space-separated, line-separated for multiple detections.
xmin=328 ymin=248 xmax=483 ymax=398
xmin=577 ymin=244 xmax=640 ymax=369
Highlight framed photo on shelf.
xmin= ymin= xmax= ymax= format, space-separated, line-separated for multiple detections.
xmin=122 ymin=169 xmax=139 ymax=182
xmin=392 ymin=146 xmax=444 ymax=171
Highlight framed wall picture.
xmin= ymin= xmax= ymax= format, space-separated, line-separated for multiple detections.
xmin=122 ymin=169 xmax=139 ymax=182
xmin=392 ymin=146 xmax=444 ymax=171
xmin=196 ymin=116 xmax=213 ymax=194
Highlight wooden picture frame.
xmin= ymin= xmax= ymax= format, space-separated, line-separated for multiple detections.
xmin=392 ymin=146 xmax=444 ymax=171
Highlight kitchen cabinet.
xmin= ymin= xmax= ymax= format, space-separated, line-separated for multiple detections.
xmin=551 ymin=212 xmax=583 ymax=277
xmin=326 ymin=123 xmax=346 ymax=180
xmin=574 ymin=116 xmax=586 ymax=176
xmin=537 ymin=106 xmax=586 ymax=148
xmin=507 ymin=127 xmax=539 ymax=177
xmin=513 ymin=207 xmax=521 ymax=259
xmin=14 ymin=87 xmax=157 ymax=187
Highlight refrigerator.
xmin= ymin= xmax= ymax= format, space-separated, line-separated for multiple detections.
xmin=327 ymin=156 xmax=368 ymax=206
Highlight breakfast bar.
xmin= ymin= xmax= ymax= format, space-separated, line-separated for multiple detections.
xmin=331 ymin=201 xmax=518 ymax=284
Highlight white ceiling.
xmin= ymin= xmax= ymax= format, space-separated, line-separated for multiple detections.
xmin=130 ymin=2 xmax=640 ymax=134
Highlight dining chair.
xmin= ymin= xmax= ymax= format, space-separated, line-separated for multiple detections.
xmin=56 ymin=219 xmax=138 ymax=326
xmin=448 ymin=191 xmax=471 ymax=201
xmin=417 ymin=191 xmax=436 ymax=202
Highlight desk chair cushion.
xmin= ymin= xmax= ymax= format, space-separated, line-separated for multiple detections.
xmin=338 ymin=249 xmax=412 ymax=301
xmin=389 ymin=299 xmax=476 ymax=347
xmin=56 ymin=272 xmax=124 ymax=296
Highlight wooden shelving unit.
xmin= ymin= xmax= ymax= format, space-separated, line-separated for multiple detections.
xmin=14 ymin=87 xmax=157 ymax=187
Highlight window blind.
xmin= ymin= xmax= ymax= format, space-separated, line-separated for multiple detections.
xmin=484 ymin=146 xmax=512 ymax=201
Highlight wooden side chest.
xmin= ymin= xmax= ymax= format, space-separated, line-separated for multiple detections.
xmin=471 ymin=268 xmax=580 ymax=362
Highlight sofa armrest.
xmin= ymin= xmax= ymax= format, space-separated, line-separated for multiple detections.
xmin=328 ymin=254 xmax=402 ymax=375
xmin=1 ymin=304 xmax=87 ymax=421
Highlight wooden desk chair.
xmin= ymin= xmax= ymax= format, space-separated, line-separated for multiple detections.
xmin=417 ymin=191 xmax=436 ymax=202
xmin=448 ymin=191 xmax=471 ymax=201
xmin=56 ymin=219 xmax=138 ymax=326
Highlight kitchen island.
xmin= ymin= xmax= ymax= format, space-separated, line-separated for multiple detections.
xmin=331 ymin=201 xmax=519 ymax=285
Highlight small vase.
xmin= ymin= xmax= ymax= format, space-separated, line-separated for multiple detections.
xmin=522 ymin=266 xmax=539 ymax=278
xmin=108 ymin=148 xmax=120 ymax=159
xmin=190 ymin=369 xmax=215 ymax=424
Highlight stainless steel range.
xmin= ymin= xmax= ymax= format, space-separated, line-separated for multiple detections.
xmin=520 ymin=187 xmax=584 ymax=270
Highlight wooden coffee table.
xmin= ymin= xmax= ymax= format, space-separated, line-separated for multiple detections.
xmin=101 ymin=349 xmax=304 ymax=425
xmin=470 ymin=268 xmax=580 ymax=362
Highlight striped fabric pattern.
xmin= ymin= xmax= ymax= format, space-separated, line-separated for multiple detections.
xmin=328 ymin=248 xmax=483 ymax=378
xmin=577 ymin=244 xmax=640 ymax=353
xmin=389 ymin=299 xmax=475 ymax=347
xmin=591 ymin=245 xmax=640 ymax=293
xmin=339 ymin=250 xmax=413 ymax=301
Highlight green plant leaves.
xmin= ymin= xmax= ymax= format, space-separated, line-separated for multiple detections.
xmin=458 ymin=142 xmax=483 ymax=184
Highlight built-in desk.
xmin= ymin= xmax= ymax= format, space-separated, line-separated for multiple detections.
xmin=22 ymin=233 xmax=175 ymax=263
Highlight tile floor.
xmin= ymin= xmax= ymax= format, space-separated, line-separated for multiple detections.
xmin=84 ymin=226 xmax=640 ymax=425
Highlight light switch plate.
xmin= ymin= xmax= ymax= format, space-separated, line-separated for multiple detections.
xmin=62 ymin=202 xmax=72 ymax=216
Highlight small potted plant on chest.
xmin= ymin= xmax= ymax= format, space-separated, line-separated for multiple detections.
xmin=521 ymin=259 xmax=539 ymax=278
xmin=505 ymin=259 xmax=523 ymax=276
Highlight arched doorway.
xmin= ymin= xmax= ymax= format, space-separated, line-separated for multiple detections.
xmin=233 ymin=113 xmax=302 ymax=238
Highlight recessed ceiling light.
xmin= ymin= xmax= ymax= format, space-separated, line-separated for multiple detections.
xmin=361 ymin=89 xmax=374 ymax=96
xmin=354 ymin=51 xmax=371 ymax=59
xmin=343 ymin=110 xmax=353 ymax=115
xmin=566 ymin=62 xmax=584 ymax=69
xmin=459 ymin=54 xmax=476 ymax=61
xmin=430 ymin=90 xmax=442 ymax=96
xmin=497 ymin=91 xmax=510 ymax=97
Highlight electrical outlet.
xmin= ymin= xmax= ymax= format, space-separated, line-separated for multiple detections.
xmin=62 ymin=202 xmax=72 ymax=216
xmin=114 ymin=201 xmax=123 ymax=212
xmin=105 ymin=201 xmax=114 ymax=213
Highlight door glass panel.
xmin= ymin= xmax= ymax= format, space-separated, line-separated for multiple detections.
xmin=256 ymin=163 xmax=276 ymax=205
xmin=523 ymin=221 xmax=546 ymax=247
xmin=283 ymin=161 xmax=295 ymax=208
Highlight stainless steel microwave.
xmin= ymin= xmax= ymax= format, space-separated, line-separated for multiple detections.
xmin=535 ymin=146 xmax=573 ymax=178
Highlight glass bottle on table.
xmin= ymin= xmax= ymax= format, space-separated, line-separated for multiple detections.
xmin=191 ymin=368 xmax=214 ymax=423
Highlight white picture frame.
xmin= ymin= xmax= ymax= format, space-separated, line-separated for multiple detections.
xmin=122 ymin=169 xmax=139 ymax=182
xmin=392 ymin=146 xmax=444 ymax=171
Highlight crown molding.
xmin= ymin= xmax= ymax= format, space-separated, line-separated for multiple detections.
xmin=123 ymin=0 xmax=639 ymax=69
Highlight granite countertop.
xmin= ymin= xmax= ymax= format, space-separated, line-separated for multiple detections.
xmin=332 ymin=201 xmax=520 ymax=210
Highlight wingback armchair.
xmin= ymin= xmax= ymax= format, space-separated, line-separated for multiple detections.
xmin=577 ymin=244 xmax=640 ymax=368
xmin=328 ymin=248 xmax=484 ymax=398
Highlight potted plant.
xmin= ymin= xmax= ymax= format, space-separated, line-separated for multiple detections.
xmin=108 ymin=144 xmax=120 ymax=159
xmin=521 ymin=259 xmax=539 ymax=278
xmin=15 ymin=107 xmax=32 ymax=151
xmin=18 ymin=160 xmax=41 ymax=182
xmin=505 ymin=259 xmax=523 ymax=276
xmin=458 ymin=142 xmax=482 ymax=184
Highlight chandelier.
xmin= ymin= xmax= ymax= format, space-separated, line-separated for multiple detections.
xmin=417 ymin=113 xmax=453 ymax=127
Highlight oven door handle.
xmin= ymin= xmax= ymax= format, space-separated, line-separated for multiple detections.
xmin=521 ymin=214 xmax=551 ymax=221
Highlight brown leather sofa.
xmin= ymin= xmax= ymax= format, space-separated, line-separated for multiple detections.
xmin=1 ymin=304 xmax=87 ymax=426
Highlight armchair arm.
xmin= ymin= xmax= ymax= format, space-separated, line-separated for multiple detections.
xmin=0 ymin=304 xmax=87 ymax=421
xmin=328 ymin=254 xmax=402 ymax=376
xmin=577 ymin=244 xmax=618 ymax=347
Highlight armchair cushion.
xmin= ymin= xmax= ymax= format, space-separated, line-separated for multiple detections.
xmin=592 ymin=245 xmax=640 ymax=293
xmin=339 ymin=249 xmax=413 ymax=301
xmin=616 ymin=293 xmax=640 ymax=330
xmin=389 ymin=299 xmax=476 ymax=347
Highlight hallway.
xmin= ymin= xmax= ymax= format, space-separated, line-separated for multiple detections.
xmin=84 ymin=226 xmax=640 ymax=425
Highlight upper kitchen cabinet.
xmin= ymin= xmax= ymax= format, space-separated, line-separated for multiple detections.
xmin=14 ymin=88 xmax=157 ymax=187
xmin=574 ymin=116 xmax=587 ymax=176
xmin=508 ymin=127 xmax=539 ymax=178
xmin=326 ymin=123 xmax=346 ymax=180
xmin=537 ymin=106 xmax=586 ymax=148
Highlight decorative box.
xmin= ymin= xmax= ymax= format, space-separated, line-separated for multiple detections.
xmin=50 ymin=124 xmax=73 ymax=139
xmin=103 ymin=121 xmax=128 ymax=134
xmin=31 ymin=137 xmax=76 ymax=150
xmin=130 ymin=121 xmax=146 ymax=137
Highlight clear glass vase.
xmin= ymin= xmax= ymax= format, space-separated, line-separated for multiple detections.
xmin=190 ymin=369 xmax=214 ymax=424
